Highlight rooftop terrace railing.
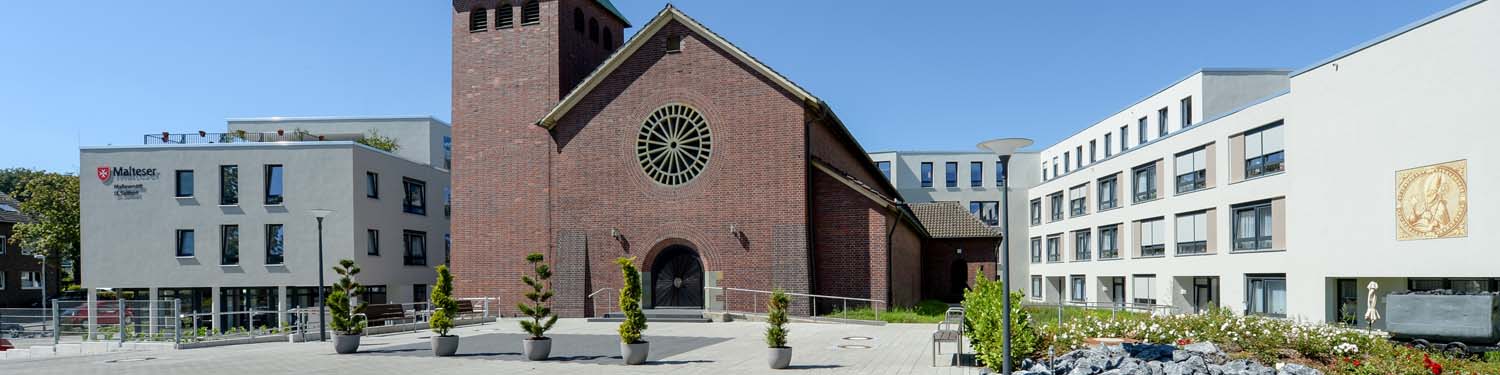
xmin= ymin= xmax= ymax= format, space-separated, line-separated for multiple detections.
xmin=143 ymin=130 xmax=332 ymax=145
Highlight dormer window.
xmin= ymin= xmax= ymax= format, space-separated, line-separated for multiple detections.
xmin=521 ymin=1 xmax=540 ymax=25
xmin=496 ymin=4 xmax=514 ymax=29
xmin=588 ymin=18 xmax=600 ymax=43
xmin=469 ymin=8 xmax=488 ymax=32
xmin=666 ymin=34 xmax=683 ymax=53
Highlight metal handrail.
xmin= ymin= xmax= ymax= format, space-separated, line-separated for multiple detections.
xmin=587 ymin=288 xmax=617 ymax=317
xmin=704 ymin=286 xmax=887 ymax=321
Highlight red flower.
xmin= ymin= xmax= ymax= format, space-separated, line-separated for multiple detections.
xmin=1423 ymin=353 xmax=1443 ymax=375
xmin=1176 ymin=338 xmax=1192 ymax=346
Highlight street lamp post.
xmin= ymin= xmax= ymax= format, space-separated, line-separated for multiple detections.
xmin=978 ymin=138 xmax=1033 ymax=375
xmin=310 ymin=209 xmax=333 ymax=342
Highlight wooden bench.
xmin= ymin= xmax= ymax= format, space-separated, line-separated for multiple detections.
xmin=363 ymin=304 xmax=409 ymax=327
xmin=454 ymin=300 xmax=478 ymax=319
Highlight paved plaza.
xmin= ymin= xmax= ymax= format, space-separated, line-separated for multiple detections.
xmin=2 ymin=319 xmax=989 ymax=374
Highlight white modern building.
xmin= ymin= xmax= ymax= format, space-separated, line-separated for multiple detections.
xmin=1019 ymin=0 xmax=1498 ymax=327
xmin=80 ymin=116 xmax=452 ymax=331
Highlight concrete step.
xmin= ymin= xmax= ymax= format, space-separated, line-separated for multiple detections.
xmin=586 ymin=309 xmax=711 ymax=323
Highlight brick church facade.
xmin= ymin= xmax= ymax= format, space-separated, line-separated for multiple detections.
xmin=450 ymin=1 xmax=1001 ymax=317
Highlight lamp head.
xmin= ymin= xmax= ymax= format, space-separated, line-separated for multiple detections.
xmin=310 ymin=209 xmax=334 ymax=219
xmin=977 ymin=138 xmax=1035 ymax=156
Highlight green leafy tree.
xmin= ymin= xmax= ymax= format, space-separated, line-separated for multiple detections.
xmin=327 ymin=259 xmax=367 ymax=335
xmin=355 ymin=130 xmax=400 ymax=152
xmin=518 ymin=253 xmax=558 ymax=339
xmin=615 ymin=257 xmax=647 ymax=344
xmin=0 ymin=167 xmax=48 ymax=197
xmin=962 ymin=276 xmax=1038 ymax=369
xmin=10 ymin=174 xmax=81 ymax=289
xmin=429 ymin=264 xmax=457 ymax=336
xmin=765 ymin=289 xmax=790 ymax=348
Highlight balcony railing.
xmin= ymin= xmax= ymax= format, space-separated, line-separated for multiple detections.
xmin=144 ymin=131 xmax=331 ymax=145
xmin=1141 ymin=244 xmax=1165 ymax=257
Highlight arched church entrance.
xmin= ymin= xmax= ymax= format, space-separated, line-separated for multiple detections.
xmin=650 ymin=245 xmax=705 ymax=309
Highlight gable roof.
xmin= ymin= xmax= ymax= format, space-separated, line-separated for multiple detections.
xmin=908 ymin=202 xmax=1002 ymax=239
xmin=534 ymin=4 xmax=904 ymax=200
xmin=0 ymin=192 xmax=29 ymax=223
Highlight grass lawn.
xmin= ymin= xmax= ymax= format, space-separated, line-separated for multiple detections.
xmin=822 ymin=300 xmax=952 ymax=324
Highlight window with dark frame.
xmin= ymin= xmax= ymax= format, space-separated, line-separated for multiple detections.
xmin=1030 ymin=237 xmax=1042 ymax=263
xmin=1097 ymin=175 xmax=1118 ymax=211
xmin=1063 ymin=152 xmax=1071 ymax=173
xmin=969 ymin=201 xmax=999 ymax=226
xmin=1133 ymin=163 xmax=1157 ymax=202
xmin=521 ymin=0 xmax=540 ymax=24
xmin=404 ymin=230 xmax=428 ymax=266
xmin=176 ymin=229 xmax=195 ymax=257
xmin=1029 ymin=199 xmax=1042 ymax=226
xmin=970 ymin=162 xmax=983 ymax=187
xmin=1120 ymin=125 xmax=1129 ymax=150
xmin=995 ymin=160 xmax=1005 ymax=187
xmin=414 ymin=284 xmax=428 ymax=304
xmin=219 ymin=165 xmax=238 ymax=205
xmin=220 ymin=225 xmax=239 ymax=265
xmin=367 ymin=229 xmax=380 ymax=256
xmin=265 ymin=224 xmax=284 ymax=265
xmin=1247 ymin=275 xmax=1287 ymax=317
xmin=1075 ymin=146 xmax=1083 ymax=169
xmin=1073 ymin=230 xmax=1091 ymax=261
xmin=1048 ymin=192 xmax=1063 ymax=222
xmin=1244 ymin=122 xmax=1285 ymax=178
xmin=1233 ymin=201 xmax=1274 ymax=251
xmin=945 ymin=162 xmax=958 ymax=187
xmin=403 ymin=178 xmax=427 ymax=215
xmin=1104 ymin=135 xmax=1113 ymax=157
xmin=175 ymin=170 xmax=193 ymax=197
xmin=442 ymin=136 xmax=452 ymax=169
xmin=366 ymin=172 xmax=379 ymax=198
xmin=1045 ymin=235 xmax=1060 ymax=263
xmin=875 ymin=161 xmax=891 ymax=181
xmin=1090 ymin=140 xmax=1097 ymax=163
xmin=1137 ymin=117 xmax=1148 ymax=144
xmin=1175 ymin=211 xmax=1209 ymax=255
xmin=1175 ymin=146 xmax=1207 ymax=193
xmin=920 ymin=162 xmax=933 ymax=187
xmin=264 ymin=165 xmax=284 ymax=205
xmin=1031 ymin=276 xmax=1043 ymax=298
xmin=666 ymin=34 xmax=683 ymax=52
xmin=1133 ymin=275 xmax=1157 ymax=304
xmin=1139 ymin=218 xmax=1165 ymax=257
xmin=1099 ymin=225 xmax=1119 ymax=259
xmin=1181 ymin=97 xmax=1193 ymax=127
xmin=1158 ymin=107 xmax=1169 ymax=136
xmin=469 ymin=7 xmax=488 ymax=32
xmin=1069 ymin=184 xmax=1088 ymax=217
xmin=1071 ymin=275 xmax=1086 ymax=301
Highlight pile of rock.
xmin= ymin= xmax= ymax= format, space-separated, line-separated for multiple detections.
xmin=1002 ymin=342 xmax=1321 ymax=375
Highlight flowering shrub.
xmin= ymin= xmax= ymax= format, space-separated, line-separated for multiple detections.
xmin=1035 ymin=307 xmax=1388 ymax=364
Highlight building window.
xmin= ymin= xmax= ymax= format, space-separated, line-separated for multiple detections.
xmin=665 ymin=34 xmax=683 ymax=52
xmin=1052 ymin=157 xmax=1059 ymax=177
xmin=220 ymin=225 xmax=239 ymax=265
xmin=520 ymin=1 xmax=540 ymax=24
xmin=1175 ymin=147 xmax=1207 ymax=193
xmin=588 ymin=18 xmax=600 ymax=43
xmin=969 ymin=201 xmax=999 ymax=226
xmin=1029 ymin=237 xmax=1042 ymax=263
xmin=1176 ymin=211 xmax=1209 ymax=255
xmin=176 ymin=229 xmax=195 ymax=257
xmin=875 ymin=161 xmax=891 ymax=181
xmin=442 ymin=136 xmax=452 ymax=170
xmin=1181 ymin=97 xmax=1193 ymax=127
xmin=1031 ymin=276 xmax=1043 ymax=298
xmin=573 ymin=8 xmax=585 ymax=33
xmin=603 ymin=28 xmax=614 ymax=50
xmin=1120 ymin=125 xmax=1129 ymax=150
xmin=1045 ymin=235 xmax=1060 ymax=263
xmin=945 ymin=162 xmax=958 ymax=187
xmin=264 ymin=165 xmax=284 ymax=205
xmin=1041 ymin=162 xmax=1049 ymax=181
xmin=366 ymin=172 xmax=379 ymax=198
xmin=1048 ymin=192 xmax=1063 ymax=222
xmin=1029 ymin=199 xmax=1042 ymax=226
xmin=1104 ymin=134 xmax=1113 ymax=157
xmin=1158 ymin=107 xmax=1169 ymax=136
xmin=0 ymin=235 xmax=5 ymax=254
xmin=1089 ymin=141 xmax=1097 ymax=163
xmin=1247 ymin=275 xmax=1287 ymax=317
xmin=367 ymin=229 xmax=380 ymax=256
xmin=1133 ymin=275 xmax=1157 ymax=304
xmin=1075 ymin=146 xmax=1083 ymax=169
xmin=362 ymin=285 xmax=388 ymax=305
xmin=469 ymin=7 xmax=488 ymax=32
xmin=1137 ymin=117 xmax=1147 ymax=144
xmin=496 ymin=4 xmax=514 ymax=28
xmin=1063 ymin=152 xmax=1071 ymax=173
xmin=0 ymin=271 xmax=5 ymax=289
xmin=1133 ymin=163 xmax=1157 ymax=202
xmin=21 ymin=271 xmax=42 ymax=290
xmin=919 ymin=162 xmax=933 ymax=187
xmin=1233 ymin=201 xmax=1274 ymax=251
xmin=404 ymin=230 xmax=428 ymax=266
xmin=175 ymin=170 xmax=194 ymax=197
xmin=995 ymin=161 xmax=1005 ymax=187
xmin=1245 ymin=123 xmax=1285 ymax=178
xmin=219 ymin=165 xmax=238 ymax=205
xmin=444 ymin=187 xmax=451 ymax=218
xmin=1073 ymin=230 xmax=1091 ymax=261
xmin=414 ymin=284 xmax=428 ymax=304
xmin=1069 ymin=184 xmax=1088 ymax=217
xmin=444 ymin=234 xmax=452 ymax=265
xmin=1139 ymin=218 xmax=1165 ymax=257
xmin=1099 ymin=225 xmax=1119 ymax=259
xmin=1098 ymin=175 xmax=1118 ymax=211
xmin=403 ymin=178 xmax=427 ymax=215
xmin=265 ymin=224 xmax=284 ymax=265
xmin=970 ymin=162 xmax=983 ymax=187
xmin=1071 ymin=276 xmax=1086 ymax=301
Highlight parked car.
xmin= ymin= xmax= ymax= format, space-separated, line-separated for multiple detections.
xmin=59 ymin=302 xmax=134 ymax=325
xmin=0 ymin=338 xmax=13 ymax=351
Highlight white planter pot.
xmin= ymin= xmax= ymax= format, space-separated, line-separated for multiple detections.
xmin=431 ymin=335 xmax=460 ymax=357
xmin=621 ymin=341 xmax=649 ymax=365
xmin=768 ymin=347 xmax=792 ymax=369
xmin=522 ymin=337 xmax=551 ymax=361
xmin=333 ymin=333 xmax=361 ymax=354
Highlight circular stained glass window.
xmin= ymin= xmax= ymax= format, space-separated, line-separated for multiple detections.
xmin=636 ymin=104 xmax=712 ymax=186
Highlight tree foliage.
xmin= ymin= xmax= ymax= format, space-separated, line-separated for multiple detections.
xmin=616 ymin=257 xmax=647 ymax=344
xmin=0 ymin=167 xmax=49 ymax=197
xmin=765 ymin=289 xmax=790 ymax=348
xmin=327 ymin=259 xmax=367 ymax=335
xmin=429 ymin=264 xmax=457 ymax=336
xmin=10 ymin=174 xmax=81 ymax=263
xmin=962 ymin=276 xmax=1039 ymax=369
xmin=355 ymin=130 xmax=400 ymax=153
xmin=517 ymin=252 xmax=558 ymax=339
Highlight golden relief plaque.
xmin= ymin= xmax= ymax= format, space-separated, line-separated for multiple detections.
xmin=1395 ymin=160 xmax=1468 ymax=240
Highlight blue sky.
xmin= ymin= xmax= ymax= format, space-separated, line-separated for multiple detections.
xmin=0 ymin=0 xmax=1462 ymax=173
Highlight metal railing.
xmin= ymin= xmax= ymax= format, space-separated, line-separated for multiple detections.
xmin=143 ymin=131 xmax=332 ymax=145
xmin=704 ymin=286 xmax=886 ymax=322
xmin=587 ymin=288 xmax=617 ymax=317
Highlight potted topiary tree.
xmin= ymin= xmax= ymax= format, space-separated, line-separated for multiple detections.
xmin=429 ymin=264 xmax=459 ymax=356
xmin=616 ymin=257 xmax=649 ymax=365
xmin=766 ymin=289 xmax=792 ymax=369
xmin=327 ymin=259 xmax=367 ymax=354
xmin=518 ymin=253 xmax=558 ymax=360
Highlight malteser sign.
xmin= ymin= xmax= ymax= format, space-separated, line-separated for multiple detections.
xmin=97 ymin=165 xmax=159 ymax=200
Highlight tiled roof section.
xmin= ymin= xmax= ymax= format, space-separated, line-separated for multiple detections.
xmin=0 ymin=192 xmax=29 ymax=223
xmin=908 ymin=202 xmax=1002 ymax=239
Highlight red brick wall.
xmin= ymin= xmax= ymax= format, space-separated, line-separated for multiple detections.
xmin=810 ymin=170 xmax=891 ymax=313
xmin=922 ymin=237 xmax=1000 ymax=302
xmin=889 ymin=221 xmax=923 ymax=307
xmin=547 ymin=20 xmax=810 ymax=317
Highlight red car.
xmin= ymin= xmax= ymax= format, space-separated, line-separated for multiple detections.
xmin=60 ymin=302 xmax=135 ymax=326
